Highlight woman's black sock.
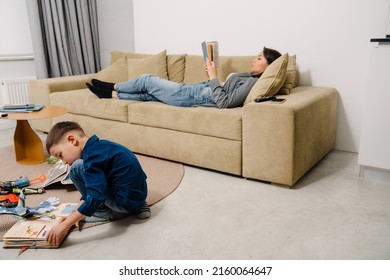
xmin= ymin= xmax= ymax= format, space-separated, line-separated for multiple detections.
xmin=86 ymin=83 xmax=112 ymax=99
xmin=91 ymin=79 xmax=115 ymax=90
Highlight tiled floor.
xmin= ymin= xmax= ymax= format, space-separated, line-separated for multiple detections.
xmin=1 ymin=127 xmax=390 ymax=260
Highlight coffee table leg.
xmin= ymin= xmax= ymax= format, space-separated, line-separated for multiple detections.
xmin=13 ymin=120 xmax=45 ymax=164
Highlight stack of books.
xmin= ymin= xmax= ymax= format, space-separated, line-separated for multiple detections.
xmin=0 ymin=104 xmax=44 ymax=113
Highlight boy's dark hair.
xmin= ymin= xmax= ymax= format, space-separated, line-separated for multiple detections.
xmin=263 ymin=47 xmax=282 ymax=65
xmin=46 ymin=121 xmax=85 ymax=153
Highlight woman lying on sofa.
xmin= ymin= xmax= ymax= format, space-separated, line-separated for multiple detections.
xmin=86 ymin=47 xmax=281 ymax=109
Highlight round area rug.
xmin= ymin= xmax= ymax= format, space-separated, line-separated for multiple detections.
xmin=0 ymin=145 xmax=184 ymax=239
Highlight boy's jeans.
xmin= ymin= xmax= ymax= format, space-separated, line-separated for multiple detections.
xmin=115 ymin=74 xmax=214 ymax=107
xmin=69 ymin=159 xmax=129 ymax=213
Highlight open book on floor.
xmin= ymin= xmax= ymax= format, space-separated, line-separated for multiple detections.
xmin=41 ymin=159 xmax=72 ymax=188
xmin=3 ymin=203 xmax=77 ymax=249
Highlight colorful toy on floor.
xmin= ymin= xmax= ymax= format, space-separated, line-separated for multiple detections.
xmin=0 ymin=175 xmax=46 ymax=195
xmin=0 ymin=196 xmax=61 ymax=218
xmin=0 ymin=174 xmax=48 ymax=213
xmin=0 ymin=193 xmax=19 ymax=207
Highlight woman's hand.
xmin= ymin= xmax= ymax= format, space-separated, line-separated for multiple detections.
xmin=205 ymin=59 xmax=217 ymax=80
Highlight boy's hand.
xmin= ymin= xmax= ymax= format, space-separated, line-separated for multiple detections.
xmin=205 ymin=59 xmax=217 ymax=80
xmin=46 ymin=217 xmax=72 ymax=246
xmin=46 ymin=209 xmax=86 ymax=246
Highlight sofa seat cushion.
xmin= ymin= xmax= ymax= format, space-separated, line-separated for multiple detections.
xmin=50 ymin=89 xmax=139 ymax=122
xmin=128 ymin=102 xmax=243 ymax=141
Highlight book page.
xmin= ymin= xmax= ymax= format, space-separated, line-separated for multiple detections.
xmin=41 ymin=160 xmax=70 ymax=188
xmin=209 ymin=41 xmax=219 ymax=67
xmin=3 ymin=218 xmax=58 ymax=240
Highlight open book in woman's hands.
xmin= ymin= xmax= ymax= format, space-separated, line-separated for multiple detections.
xmin=201 ymin=41 xmax=219 ymax=67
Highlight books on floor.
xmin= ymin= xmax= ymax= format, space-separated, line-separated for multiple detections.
xmin=2 ymin=203 xmax=77 ymax=249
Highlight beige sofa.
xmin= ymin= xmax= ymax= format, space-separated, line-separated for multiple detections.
xmin=29 ymin=50 xmax=337 ymax=187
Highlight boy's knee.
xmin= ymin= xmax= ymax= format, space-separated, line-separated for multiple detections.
xmin=70 ymin=159 xmax=84 ymax=169
xmin=70 ymin=159 xmax=84 ymax=179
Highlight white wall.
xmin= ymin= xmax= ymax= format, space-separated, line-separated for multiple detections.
xmin=96 ymin=0 xmax=135 ymax=68
xmin=0 ymin=0 xmax=35 ymax=81
xmin=0 ymin=0 xmax=33 ymax=55
xmin=0 ymin=0 xmax=35 ymax=130
xmin=132 ymin=0 xmax=390 ymax=153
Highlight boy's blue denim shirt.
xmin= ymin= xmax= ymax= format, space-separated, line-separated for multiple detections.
xmin=77 ymin=135 xmax=147 ymax=216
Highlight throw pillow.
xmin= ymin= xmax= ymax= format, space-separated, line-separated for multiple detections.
xmin=278 ymin=55 xmax=297 ymax=95
xmin=111 ymin=51 xmax=149 ymax=64
xmin=92 ymin=56 xmax=128 ymax=83
xmin=167 ymin=54 xmax=187 ymax=83
xmin=244 ymin=53 xmax=289 ymax=104
xmin=183 ymin=55 xmax=209 ymax=83
xmin=127 ymin=50 xmax=168 ymax=80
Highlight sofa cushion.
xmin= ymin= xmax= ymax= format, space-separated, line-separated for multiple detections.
xmin=183 ymin=55 xmax=254 ymax=84
xmin=167 ymin=54 xmax=187 ymax=83
xmin=183 ymin=56 xmax=207 ymax=83
xmin=244 ymin=53 xmax=289 ymax=104
xmin=111 ymin=51 xmax=186 ymax=83
xmin=111 ymin=51 xmax=149 ymax=63
xmin=127 ymin=50 xmax=168 ymax=80
xmin=278 ymin=55 xmax=298 ymax=95
xmin=127 ymin=102 xmax=243 ymax=141
xmin=92 ymin=56 xmax=128 ymax=83
xmin=50 ymin=89 xmax=138 ymax=123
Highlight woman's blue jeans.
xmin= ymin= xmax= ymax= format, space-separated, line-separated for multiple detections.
xmin=70 ymin=159 xmax=129 ymax=213
xmin=115 ymin=74 xmax=214 ymax=107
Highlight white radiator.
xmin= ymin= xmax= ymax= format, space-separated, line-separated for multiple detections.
xmin=0 ymin=77 xmax=36 ymax=130
xmin=0 ymin=77 xmax=35 ymax=105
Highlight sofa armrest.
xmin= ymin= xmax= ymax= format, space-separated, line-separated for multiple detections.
xmin=242 ymin=86 xmax=338 ymax=186
xmin=28 ymin=74 xmax=93 ymax=132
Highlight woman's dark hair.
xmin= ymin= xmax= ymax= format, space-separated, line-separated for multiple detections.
xmin=263 ymin=47 xmax=282 ymax=65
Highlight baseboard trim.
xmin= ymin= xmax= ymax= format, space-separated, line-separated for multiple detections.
xmin=359 ymin=165 xmax=390 ymax=183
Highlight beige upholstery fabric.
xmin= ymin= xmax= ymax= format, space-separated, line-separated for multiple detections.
xmin=28 ymin=74 xmax=93 ymax=131
xmin=183 ymin=55 xmax=209 ymax=83
xmin=127 ymin=50 xmax=168 ymax=80
xmin=167 ymin=55 xmax=187 ymax=83
xmin=278 ymin=55 xmax=297 ymax=95
xmin=244 ymin=53 xmax=289 ymax=104
xmin=50 ymin=89 xmax=138 ymax=123
xmin=183 ymin=55 xmax=254 ymax=83
xmin=92 ymin=56 xmax=128 ymax=83
xmin=111 ymin=51 xmax=186 ymax=83
xmin=242 ymin=86 xmax=338 ymax=186
xmin=52 ymin=113 xmax=243 ymax=176
xmin=128 ymin=102 xmax=242 ymax=141
xmin=111 ymin=51 xmax=150 ymax=64
xmin=52 ymin=114 xmax=132 ymax=148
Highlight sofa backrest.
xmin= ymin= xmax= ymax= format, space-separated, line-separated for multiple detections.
xmin=183 ymin=55 xmax=254 ymax=83
xmin=110 ymin=50 xmax=298 ymax=93
xmin=111 ymin=51 xmax=254 ymax=82
xmin=111 ymin=51 xmax=185 ymax=83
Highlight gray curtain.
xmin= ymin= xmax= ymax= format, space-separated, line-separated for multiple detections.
xmin=26 ymin=0 xmax=101 ymax=78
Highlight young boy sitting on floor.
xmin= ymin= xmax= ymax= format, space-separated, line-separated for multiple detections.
xmin=45 ymin=121 xmax=150 ymax=246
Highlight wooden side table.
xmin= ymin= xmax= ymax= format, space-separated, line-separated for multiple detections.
xmin=1 ymin=106 xmax=67 ymax=164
